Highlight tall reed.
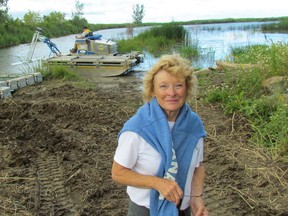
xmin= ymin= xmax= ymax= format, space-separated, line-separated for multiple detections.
xmin=117 ymin=23 xmax=187 ymax=56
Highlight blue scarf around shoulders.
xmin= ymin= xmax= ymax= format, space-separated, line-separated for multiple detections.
xmin=119 ymin=97 xmax=206 ymax=216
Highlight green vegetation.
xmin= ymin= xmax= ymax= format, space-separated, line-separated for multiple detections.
xmin=41 ymin=66 xmax=80 ymax=81
xmin=262 ymin=17 xmax=288 ymax=32
xmin=206 ymin=43 xmax=288 ymax=157
xmin=0 ymin=0 xmax=287 ymax=49
xmin=132 ymin=4 xmax=145 ymax=24
xmin=232 ymin=43 xmax=288 ymax=76
xmin=0 ymin=0 xmax=88 ymax=48
xmin=1 ymin=0 xmax=288 ymax=159
xmin=178 ymin=17 xmax=287 ymax=26
xmin=178 ymin=33 xmax=200 ymax=59
xmin=117 ymin=23 xmax=186 ymax=55
xmin=178 ymin=45 xmax=199 ymax=59
xmin=117 ymin=23 xmax=194 ymax=56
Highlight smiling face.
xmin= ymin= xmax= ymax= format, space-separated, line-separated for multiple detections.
xmin=153 ymin=69 xmax=187 ymax=121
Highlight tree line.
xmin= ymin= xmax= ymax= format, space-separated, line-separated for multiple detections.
xmin=0 ymin=1 xmax=92 ymax=48
xmin=0 ymin=0 xmax=145 ymax=48
xmin=0 ymin=0 xmax=286 ymax=49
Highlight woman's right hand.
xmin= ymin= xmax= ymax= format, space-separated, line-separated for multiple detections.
xmin=154 ymin=177 xmax=183 ymax=206
xmin=112 ymin=161 xmax=183 ymax=206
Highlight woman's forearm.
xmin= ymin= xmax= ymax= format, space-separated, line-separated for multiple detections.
xmin=191 ymin=164 xmax=206 ymax=196
xmin=112 ymin=160 xmax=183 ymax=204
xmin=111 ymin=160 xmax=157 ymax=189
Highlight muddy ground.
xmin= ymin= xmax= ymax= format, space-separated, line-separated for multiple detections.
xmin=0 ymin=70 xmax=287 ymax=216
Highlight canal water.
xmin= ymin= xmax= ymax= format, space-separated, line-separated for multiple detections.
xmin=0 ymin=22 xmax=287 ymax=76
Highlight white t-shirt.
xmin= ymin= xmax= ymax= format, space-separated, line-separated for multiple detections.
xmin=114 ymin=129 xmax=204 ymax=210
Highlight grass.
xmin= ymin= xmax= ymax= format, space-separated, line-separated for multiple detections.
xmin=40 ymin=66 xmax=80 ymax=81
xmin=261 ymin=17 xmax=288 ymax=32
xmin=232 ymin=43 xmax=288 ymax=76
xmin=116 ymin=22 xmax=196 ymax=56
xmin=36 ymin=23 xmax=288 ymax=158
xmin=206 ymin=43 xmax=288 ymax=157
xmin=178 ymin=36 xmax=200 ymax=59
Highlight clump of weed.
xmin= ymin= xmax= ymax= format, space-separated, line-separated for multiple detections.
xmin=117 ymin=22 xmax=187 ymax=56
xmin=41 ymin=66 xmax=80 ymax=81
xmin=207 ymin=43 xmax=288 ymax=156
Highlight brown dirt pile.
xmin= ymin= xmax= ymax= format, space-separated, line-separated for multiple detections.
xmin=0 ymin=72 xmax=287 ymax=216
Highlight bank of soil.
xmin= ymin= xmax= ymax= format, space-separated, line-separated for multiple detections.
xmin=0 ymin=71 xmax=287 ymax=216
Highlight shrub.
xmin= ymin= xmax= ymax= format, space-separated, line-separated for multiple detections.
xmin=117 ymin=22 xmax=187 ymax=56
xmin=208 ymin=43 xmax=288 ymax=156
xmin=41 ymin=66 xmax=79 ymax=81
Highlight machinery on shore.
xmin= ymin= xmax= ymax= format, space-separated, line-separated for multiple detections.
xmin=27 ymin=28 xmax=144 ymax=77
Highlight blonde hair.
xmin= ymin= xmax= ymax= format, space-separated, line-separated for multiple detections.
xmin=143 ymin=54 xmax=197 ymax=102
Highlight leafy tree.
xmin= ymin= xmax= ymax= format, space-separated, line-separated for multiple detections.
xmin=0 ymin=0 xmax=8 ymax=8
xmin=43 ymin=11 xmax=66 ymax=24
xmin=23 ymin=11 xmax=42 ymax=27
xmin=0 ymin=0 xmax=9 ymax=23
xmin=72 ymin=0 xmax=84 ymax=18
xmin=132 ymin=4 xmax=145 ymax=24
xmin=42 ymin=12 xmax=68 ymax=36
xmin=71 ymin=0 xmax=87 ymax=30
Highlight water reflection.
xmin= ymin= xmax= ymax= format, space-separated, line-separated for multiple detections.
xmin=0 ymin=22 xmax=288 ymax=76
xmin=184 ymin=22 xmax=288 ymax=68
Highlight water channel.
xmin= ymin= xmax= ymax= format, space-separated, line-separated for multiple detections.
xmin=0 ymin=21 xmax=287 ymax=77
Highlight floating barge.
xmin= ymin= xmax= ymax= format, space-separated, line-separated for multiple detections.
xmin=44 ymin=52 xmax=141 ymax=77
xmin=42 ymin=34 xmax=143 ymax=77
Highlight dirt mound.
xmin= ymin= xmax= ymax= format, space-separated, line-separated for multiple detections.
xmin=0 ymin=72 xmax=287 ymax=215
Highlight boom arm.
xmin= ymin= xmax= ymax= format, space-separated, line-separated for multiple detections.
xmin=27 ymin=27 xmax=61 ymax=62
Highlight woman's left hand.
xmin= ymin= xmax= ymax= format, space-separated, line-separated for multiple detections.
xmin=190 ymin=197 xmax=208 ymax=216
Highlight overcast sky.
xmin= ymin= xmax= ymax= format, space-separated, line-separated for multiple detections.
xmin=7 ymin=0 xmax=288 ymax=24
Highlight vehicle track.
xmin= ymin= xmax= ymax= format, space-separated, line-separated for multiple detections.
xmin=1 ymin=77 xmax=287 ymax=216
xmin=33 ymin=155 xmax=77 ymax=216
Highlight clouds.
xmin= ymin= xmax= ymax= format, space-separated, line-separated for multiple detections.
xmin=8 ymin=0 xmax=288 ymax=24
xmin=9 ymin=0 xmax=72 ymax=12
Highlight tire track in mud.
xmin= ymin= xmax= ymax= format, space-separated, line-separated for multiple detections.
xmin=34 ymin=155 xmax=77 ymax=216
xmin=204 ymin=142 xmax=249 ymax=216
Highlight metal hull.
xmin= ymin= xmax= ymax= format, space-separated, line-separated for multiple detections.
xmin=43 ymin=54 xmax=140 ymax=77
xmin=40 ymin=33 xmax=143 ymax=77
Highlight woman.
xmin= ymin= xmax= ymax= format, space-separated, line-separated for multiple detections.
xmin=112 ymin=54 xmax=208 ymax=216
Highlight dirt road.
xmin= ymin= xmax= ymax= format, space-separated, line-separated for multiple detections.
xmin=0 ymin=71 xmax=287 ymax=215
